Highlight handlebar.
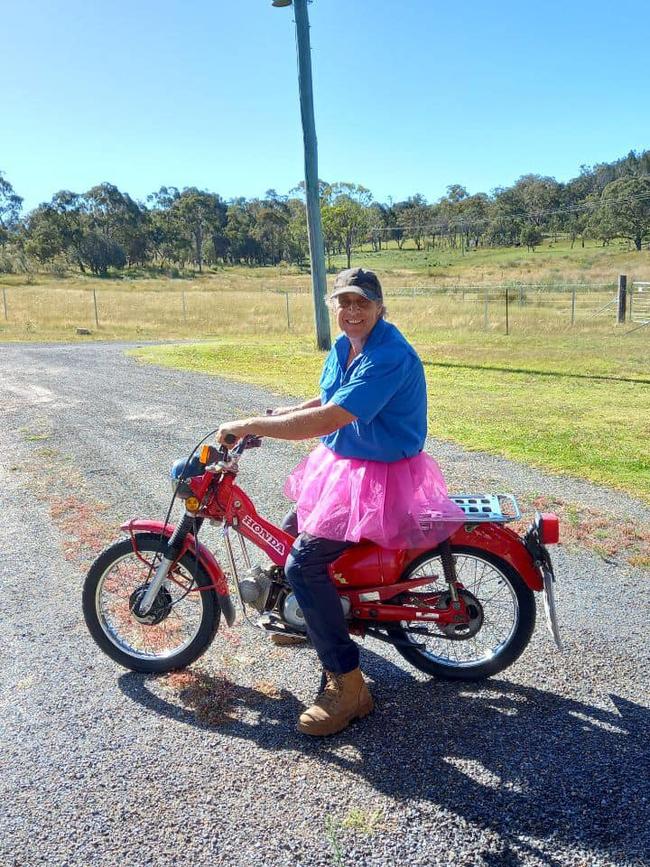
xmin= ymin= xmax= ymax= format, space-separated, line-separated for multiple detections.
xmin=218 ymin=433 xmax=262 ymax=460
xmin=220 ymin=408 xmax=272 ymax=450
xmin=198 ymin=434 xmax=262 ymax=469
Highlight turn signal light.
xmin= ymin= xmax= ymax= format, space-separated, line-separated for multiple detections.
xmin=200 ymin=444 xmax=220 ymax=465
xmin=539 ymin=513 xmax=560 ymax=545
xmin=185 ymin=497 xmax=201 ymax=513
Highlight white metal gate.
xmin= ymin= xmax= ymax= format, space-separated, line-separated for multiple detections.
xmin=630 ymin=282 xmax=650 ymax=330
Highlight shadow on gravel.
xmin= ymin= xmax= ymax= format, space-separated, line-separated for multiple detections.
xmin=119 ymin=656 xmax=649 ymax=866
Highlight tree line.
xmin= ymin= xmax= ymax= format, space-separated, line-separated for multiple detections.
xmin=1 ymin=149 xmax=649 ymax=276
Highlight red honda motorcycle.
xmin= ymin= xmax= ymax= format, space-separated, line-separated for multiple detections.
xmin=83 ymin=434 xmax=562 ymax=681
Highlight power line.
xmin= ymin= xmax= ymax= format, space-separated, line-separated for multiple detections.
xmin=368 ymin=190 xmax=650 ymax=233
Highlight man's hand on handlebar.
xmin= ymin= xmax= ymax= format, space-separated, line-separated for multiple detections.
xmin=216 ymin=420 xmax=255 ymax=447
xmin=217 ymin=407 xmax=276 ymax=447
xmin=217 ymin=402 xmax=353 ymax=446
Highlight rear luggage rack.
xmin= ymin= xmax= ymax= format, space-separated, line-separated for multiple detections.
xmin=449 ymin=494 xmax=521 ymax=523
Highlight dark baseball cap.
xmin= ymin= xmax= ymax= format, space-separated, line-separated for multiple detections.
xmin=330 ymin=267 xmax=383 ymax=303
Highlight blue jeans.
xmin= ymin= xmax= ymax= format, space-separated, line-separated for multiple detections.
xmin=282 ymin=511 xmax=359 ymax=675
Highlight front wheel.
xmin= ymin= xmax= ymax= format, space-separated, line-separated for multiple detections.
xmin=82 ymin=533 xmax=220 ymax=673
xmin=389 ymin=546 xmax=536 ymax=680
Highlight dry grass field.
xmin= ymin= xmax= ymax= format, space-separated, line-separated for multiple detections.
xmin=1 ymin=237 xmax=647 ymax=341
xmin=1 ymin=243 xmax=648 ymax=502
xmin=0 ymin=275 xmax=631 ymax=342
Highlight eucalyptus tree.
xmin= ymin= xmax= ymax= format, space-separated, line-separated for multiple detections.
xmin=521 ymin=225 xmax=543 ymax=251
xmin=286 ymin=196 xmax=309 ymax=264
xmin=368 ymin=202 xmax=394 ymax=252
xmin=146 ymin=187 xmax=192 ymax=267
xmin=437 ymin=186 xmax=469 ymax=249
xmin=23 ymin=204 xmax=67 ymax=264
xmin=23 ymin=191 xmax=87 ymax=269
xmin=171 ymin=188 xmax=227 ymax=272
xmin=398 ymin=194 xmax=430 ymax=251
xmin=250 ymin=191 xmax=294 ymax=265
xmin=320 ymin=183 xmax=372 ymax=268
xmin=224 ymin=198 xmax=259 ymax=265
xmin=591 ymin=176 xmax=650 ymax=250
xmin=458 ymin=193 xmax=491 ymax=249
xmin=80 ymin=183 xmax=150 ymax=267
xmin=321 ymin=204 xmax=344 ymax=267
xmin=0 ymin=171 xmax=23 ymax=245
xmin=77 ymin=232 xmax=127 ymax=275
xmin=513 ymin=175 xmax=562 ymax=228
xmin=489 ymin=185 xmax=525 ymax=246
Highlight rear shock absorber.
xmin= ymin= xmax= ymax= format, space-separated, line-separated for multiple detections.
xmin=439 ymin=539 xmax=460 ymax=607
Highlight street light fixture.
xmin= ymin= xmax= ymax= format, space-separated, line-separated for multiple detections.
xmin=272 ymin=0 xmax=331 ymax=350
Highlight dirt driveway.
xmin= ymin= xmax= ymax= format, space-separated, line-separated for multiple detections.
xmin=1 ymin=342 xmax=648 ymax=867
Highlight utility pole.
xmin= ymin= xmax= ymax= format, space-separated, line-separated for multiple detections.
xmin=272 ymin=0 xmax=331 ymax=350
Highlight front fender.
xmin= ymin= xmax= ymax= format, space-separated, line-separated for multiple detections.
xmin=120 ymin=519 xmax=236 ymax=626
xmin=447 ymin=523 xmax=543 ymax=591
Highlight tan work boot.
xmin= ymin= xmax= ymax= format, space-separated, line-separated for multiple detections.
xmin=270 ymin=632 xmax=308 ymax=647
xmin=297 ymin=668 xmax=374 ymax=736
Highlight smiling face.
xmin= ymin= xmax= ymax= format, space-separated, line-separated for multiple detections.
xmin=333 ymin=292 xmax=384 ymax=345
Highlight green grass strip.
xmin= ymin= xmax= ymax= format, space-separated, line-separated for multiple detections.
xmin=129 ymin=337 xmax=650 ymax=504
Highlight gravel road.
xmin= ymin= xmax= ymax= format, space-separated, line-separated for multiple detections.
xmin=1 ymin=342 xmax=648 ymax=867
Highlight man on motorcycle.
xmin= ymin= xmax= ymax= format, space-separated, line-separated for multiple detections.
xmin=217 ymin=267 xmax=462 ymax=736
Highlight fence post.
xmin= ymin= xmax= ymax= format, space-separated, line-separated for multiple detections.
xmin=571 ymin=286 xmax=576 ymax=326
xmin=92 ymin=287 xmax=99 ymax=328
xmin=483 ymin=285 xmax=489 ymax=330
xmin=628 ymin=283 xmax=633 ymax=321
xmin=182 ymin=290 xmax=187 ymax=323
xmin=617 ymin=275 xmax=627 ymax=323
xmin=285 ymin=292 xmax=291 ymax=330
xmin=505 ymin=286 xmax=510 ymax=335
xmin=2 ymin=288 xmax=7 ymax=321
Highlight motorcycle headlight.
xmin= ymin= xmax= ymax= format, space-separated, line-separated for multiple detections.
xmin=170 ymin=456 xmax=206 ymax=498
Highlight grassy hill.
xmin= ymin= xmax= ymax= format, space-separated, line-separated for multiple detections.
xmin=326 ymin=238 xmax=649 ymax=288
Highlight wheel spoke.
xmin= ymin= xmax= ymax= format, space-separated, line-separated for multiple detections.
xmin=397 ymin=551 xmax=522 ymax=670
xmin=95 ymin=547 xmax=206 ymax=661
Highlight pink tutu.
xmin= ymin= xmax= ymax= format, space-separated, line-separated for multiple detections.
xmin=283 ymin=444 xmax=466 ymax=549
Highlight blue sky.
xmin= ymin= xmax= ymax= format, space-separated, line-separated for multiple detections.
xmin=3 ymin=0 xmax=650 ymax=212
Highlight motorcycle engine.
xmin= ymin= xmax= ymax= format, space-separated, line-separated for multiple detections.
xmin=237 ymin=565 xmax=271 ymax=613
xmin=281 ymin=592 xmax=351 ymax=630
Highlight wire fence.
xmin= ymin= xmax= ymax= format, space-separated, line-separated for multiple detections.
xmin=0 ymin=279 xmax=645 ymax=338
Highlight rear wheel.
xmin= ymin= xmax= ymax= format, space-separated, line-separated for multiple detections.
xmin=389 ymin=546 xmax=535 ymax=680
xmin=82 ymin=533 xmax=220 ymax=673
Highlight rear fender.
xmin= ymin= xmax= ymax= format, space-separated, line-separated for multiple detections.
xmin=446 ymin=523 xmax=543 ymax=591
xmin=120 ymin=518 xmax=236 ymax=626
